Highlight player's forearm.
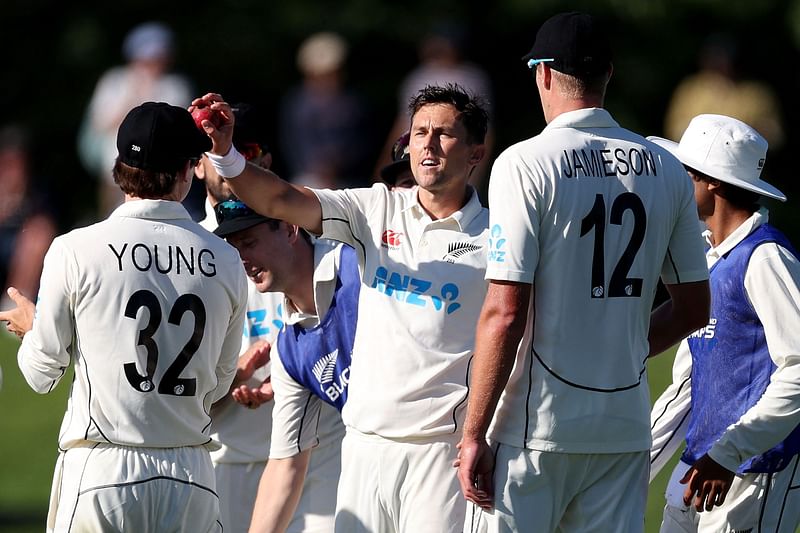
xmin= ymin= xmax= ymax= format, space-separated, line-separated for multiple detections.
xmin=249 ymin=451 xmax=311 ymax=533
xmin=648 ymin=280 xmax=710 ymax=357
xmin=709 ymin=360 xmax=800 ymax=471
xmin=463 ymin=283 xmax=529 ymax=441
xmin=224 ymin=164 xmax=323 ymax=235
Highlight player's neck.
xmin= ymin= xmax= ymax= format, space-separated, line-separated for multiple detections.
xmin=705 ymin=203 xmax=752 ymax=246
xmin=417 ymin=185 xmax=471 ymax=220
xmin=284 ymin=241 xmax=316 ymax=316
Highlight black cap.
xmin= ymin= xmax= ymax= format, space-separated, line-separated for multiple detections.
xmin=232 ymin=103 xmax=270 ymax=154
xmin=523 ymin=12 xmax=612 ymax=77
xmin=380 ymin=131 xmax=411 ymax=185
xmin=213 ymin=198 xmax=275 ymax=238
xmin=117 ymin=102 xmax=212 ymax=172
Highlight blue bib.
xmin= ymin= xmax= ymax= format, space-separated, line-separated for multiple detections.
xmin=277 ymin=245 xmax=359 ymax=411
xmin=682 ymin=223 xmax=800 ymax=473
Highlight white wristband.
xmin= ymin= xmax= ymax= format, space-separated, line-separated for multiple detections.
xmin=206 ymin=147 xmax=246 ymax=178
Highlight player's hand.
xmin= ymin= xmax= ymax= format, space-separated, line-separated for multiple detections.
xmin=235 ymin=340 xmax=271 ymax=384
xmin=190 ymin=93 xmax=234 ymax=156
xmin=680 ymin=453 xmax=735 ymax=512
xmin=0 ymin=287 xmax=35 ymax=339
xmin=456 ymin=438 xmax=495 ymax=510
xmin=231 ymin=377 xmax=274 ymax=409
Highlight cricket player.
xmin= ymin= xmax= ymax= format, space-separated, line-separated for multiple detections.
xmin=457 ymin=12 xmax=710 ymax=533
xmin=192 ymin=83 xmax=490 ymax=532
xmin=649 ymin=115 xmax=800 ymax=532
xmin=196 ymin=103 xmax=285 ymax=533
xmin=213 ymin=199 xmax=354 ymax=532
xmin=1 ymin=102 xmax=247 ymax=532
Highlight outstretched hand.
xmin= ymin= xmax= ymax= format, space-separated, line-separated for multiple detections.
xmin=681 ymin=453 xmax=735 ymax=512
xmin=189 ymin=93 xmax=234 ymax=156
xmin=455 ymin=438 xmax=496 ymax=510
xmin=0 ymin=287 xmax=35 ymax=339
xmin=232 ymin=377 xmax=274 ymax=409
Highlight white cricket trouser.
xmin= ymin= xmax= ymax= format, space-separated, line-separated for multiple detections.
xmin=286 ymin=431 xmax=342 ymax=533
xmin=334 ymin=429 xmax=466 ymax=533
xmin=465 ymin=443 xmax=648 ymax=533
xmin=47 ymin=442 xmax=220 ymax=533
xmin=213 ymin=460 xmax=266 ymax=533
xmin=659 ymin=456 xmax=800 ymax=533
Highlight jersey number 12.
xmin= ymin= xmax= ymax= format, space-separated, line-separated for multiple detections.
xmin=580 ymin=192 xmax=646 ymax=298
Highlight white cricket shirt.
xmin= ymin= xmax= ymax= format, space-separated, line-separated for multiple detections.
xmin=200 ymin=199 xmax=286 ymax=464
xmin=486 ymin=108 xmax=709 ymax=453
xmin=313 ymin=184 xmax=488 ymax=438
xmin=18 ymin=200 xmax=247 ymax=449
xmin=651 ymin=209 xmax=800 ymax=475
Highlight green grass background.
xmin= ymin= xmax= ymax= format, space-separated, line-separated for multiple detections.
xmin=0 ymin=333 xmax=680 ymax=532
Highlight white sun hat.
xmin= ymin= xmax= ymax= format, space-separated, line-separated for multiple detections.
xmin=648 ymin=114 xmax=786 ymax=202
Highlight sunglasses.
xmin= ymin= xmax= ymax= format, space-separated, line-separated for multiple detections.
xmin=214 ymin=199 xmax=256 ymax=224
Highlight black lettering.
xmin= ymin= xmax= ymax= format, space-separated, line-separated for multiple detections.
xmin=198 ymin=249 xmax=217 ymax=277
xmin=109 ymin=243 xmax=127 ymax=271
xmin=630 ymin=149 xmax=644 ymax=175
xmin=176 ymin=246 xmax=195 ymax=276
xmin=562 ymin=150 xmax=573 ymax=178
xmin=131 ymin=243 xmax=153 ymax=272
xmin=600 ymin=150 xmax=614 ymax=176
xmin=154 ymin=245 xmax=173 ymax=274
xmin=643 ymin=149 xmax=657 ymax=176
xmin=614 ymin=148 xmax=629 ymax=175
xmin=572 ymin=150 xmax=586 ymax=176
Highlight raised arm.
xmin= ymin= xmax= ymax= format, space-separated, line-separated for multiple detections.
xmin=191 ymin=93 xmax=323 ymax=235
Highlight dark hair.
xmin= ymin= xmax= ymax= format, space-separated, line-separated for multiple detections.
xmin=112 ymin=158 xmax=186 ymax=198
xmin=687 ymin=166 xmax=761 ymax=214
xmin=408 ymin=83 xmax=489 ymax=144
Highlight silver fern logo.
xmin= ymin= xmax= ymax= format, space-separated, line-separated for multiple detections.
xmin=443 ymin=241 xmax=482 ymax=263
xmin=312 ymin=349 xmax=339 ymax=385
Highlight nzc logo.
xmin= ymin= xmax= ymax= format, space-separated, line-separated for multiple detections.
xmin=382 ymin=229 xmax=403 ymax=248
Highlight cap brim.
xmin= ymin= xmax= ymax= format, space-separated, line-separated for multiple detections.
xmin=213 ymin=214 xmax=270 ymax=238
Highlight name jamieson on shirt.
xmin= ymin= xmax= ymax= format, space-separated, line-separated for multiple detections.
xmin=561 ymin=147 xmax=657 ymax=178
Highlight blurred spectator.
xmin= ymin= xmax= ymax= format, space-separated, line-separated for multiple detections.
xmin=0 ymin=125 xmax=57 ymax=310
xmin=279 ymin=31 xmax=372 ymax=189
xmin=78 ymin=21 xmax=193 ymax=217
xmin=377 ymin=22 xmax=494 ymax=192
xmin=379 ymin=131 xmax=416 ymax=190
xmin=664 ymin=34 xmax=784 ymax=147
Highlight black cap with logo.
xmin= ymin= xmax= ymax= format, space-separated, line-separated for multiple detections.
xmin=522 ymin=12 xmax=612 ymax=77
xmin=117 ymin=102 xmax=211 ymax=172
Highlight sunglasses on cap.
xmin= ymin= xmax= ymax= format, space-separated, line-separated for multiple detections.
xmin=214 ymin=198 xmax=256 ymax=225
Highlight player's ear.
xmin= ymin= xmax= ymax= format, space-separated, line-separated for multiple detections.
xmin=286 ymin=223 xmax=300 ymax=244
xmin=468 ymin=144 xmax=486 ymax=166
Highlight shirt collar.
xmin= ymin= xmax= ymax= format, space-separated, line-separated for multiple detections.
xmin=282 ymin=239 xmax=339 ymax=327
xmin=203 ymin=197 xmax=216 ymax=225
xmin=110 ymin=199 xmax=193 ymax=221
xmin=403 ymin=186 xmax=484 ymax=231
xmin=706 ymin=207 xmax=769 ymax=262
xmin=544 ymin=108 xmax=620 ymax=131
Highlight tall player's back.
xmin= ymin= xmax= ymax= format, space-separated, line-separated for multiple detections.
xmin=47 ymin=200 xmax=247 ymax=449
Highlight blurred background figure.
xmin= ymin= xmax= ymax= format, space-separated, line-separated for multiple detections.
xmin=77 ymin=21 xmax=193 ymax=217
xmin=279 ymin=31 xmax=373 ymax=189
xmin=379 ymin=131 xmax=416 ymax=190
xmin=0 ymin=125 xmax=57 ymax=311
xmin=664 ymin=33 xmax=784 ymax=147
xmin=377 ymin=22 xmax=494 ymax=194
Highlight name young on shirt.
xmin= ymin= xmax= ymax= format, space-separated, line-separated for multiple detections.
xmin=561 ymin=147 xmax=657 ymax=178
xmin=370 ymin=266 xmax=461 ymax=314
xmin=108 ymin=243 xmax=217 ymax=277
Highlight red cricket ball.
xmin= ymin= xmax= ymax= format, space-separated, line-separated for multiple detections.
xmin=191 ymin=106 xmax=222 ymax=130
